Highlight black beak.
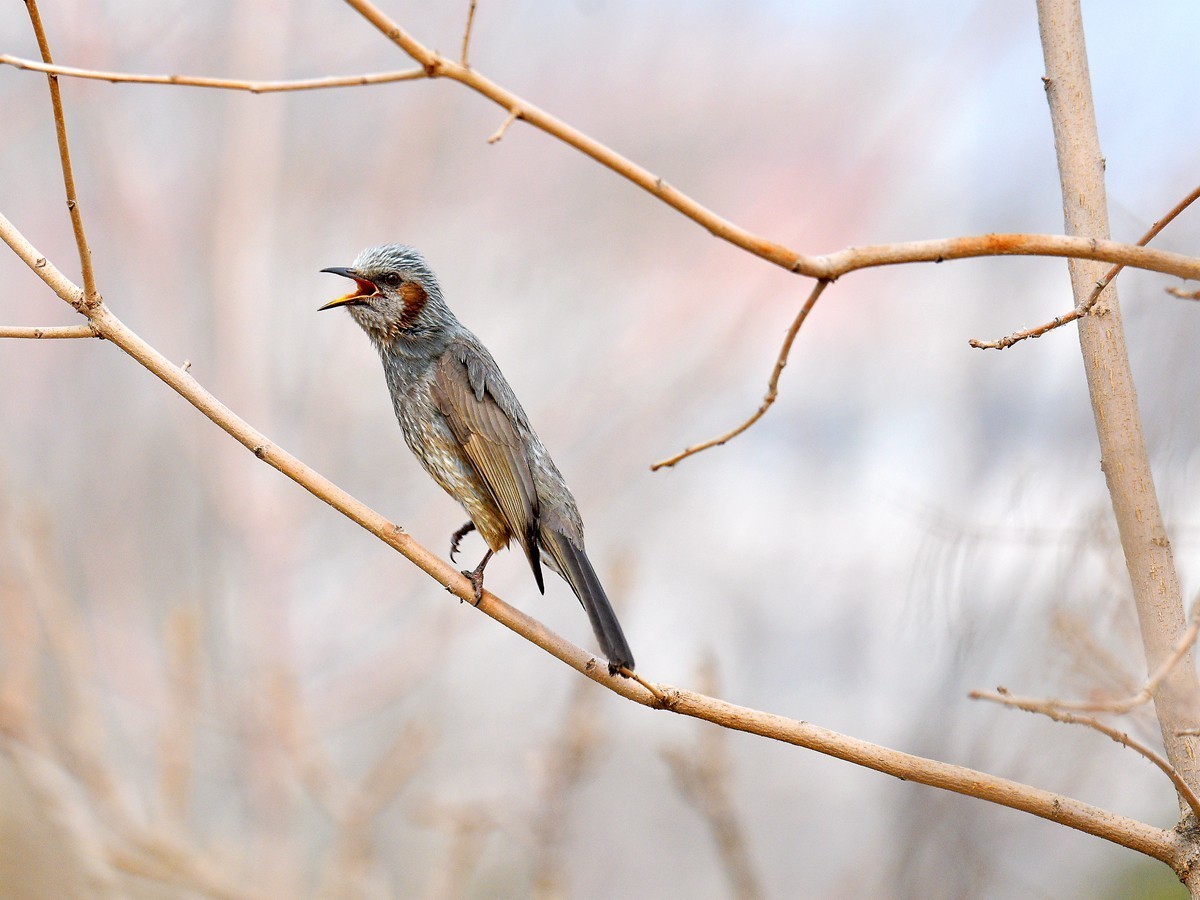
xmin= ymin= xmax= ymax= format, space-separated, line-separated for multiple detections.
xmin=319 ymin=267 xmax=377 ymax=310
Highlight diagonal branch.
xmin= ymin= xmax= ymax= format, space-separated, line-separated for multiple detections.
xmin=651 ymin=279 xmax=828 ymax=470
xmin=0 ymin=55 xmax=427 ymax=93
xmin=0 ymin=213 xmax=1190 ymax=872
xmin=982 ymin=597 xmax=1200 ymax=717
xmin=970 ymin=181 xmax=1200 ymax=350
xmin=23 ymin=0 xmax=99 ymax=308
xmin=972 ymin=688 xmax=1200 ymax=822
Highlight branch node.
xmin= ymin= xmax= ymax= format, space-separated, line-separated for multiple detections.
xmin=422 ymin=56 xmax=443 ymax=78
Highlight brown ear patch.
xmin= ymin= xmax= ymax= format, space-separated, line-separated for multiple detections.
xmin=399 ymin=281 xmax=428 ymax=330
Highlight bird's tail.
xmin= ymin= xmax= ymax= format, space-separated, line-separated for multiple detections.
xmin=544 ymin=529 xmax=635 ymax=671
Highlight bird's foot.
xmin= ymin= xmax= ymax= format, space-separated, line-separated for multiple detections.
xmin=449 ymin=520 xmax=476 ymax=563
xmin=461 ymin=549 xmax=493 ymax=607
xmin=460 ymin=568 xmax=485 ymax=606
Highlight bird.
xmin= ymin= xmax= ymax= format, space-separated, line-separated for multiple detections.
xmin=320 ymin=244 xmax=635 ymax=672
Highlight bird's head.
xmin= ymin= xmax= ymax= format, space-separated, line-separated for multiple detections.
xmin=320 ymin=244 xmax=449 ymax=343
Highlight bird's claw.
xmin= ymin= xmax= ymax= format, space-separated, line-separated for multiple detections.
xmin=449 ymin=520 xmax=476 ymax=563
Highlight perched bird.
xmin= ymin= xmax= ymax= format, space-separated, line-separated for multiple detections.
xmin=320 ymin=244 xmax=635 ymax=672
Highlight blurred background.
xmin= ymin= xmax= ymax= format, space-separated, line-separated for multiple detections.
xmin=3 ymin=1 xmax=1200 ymax=897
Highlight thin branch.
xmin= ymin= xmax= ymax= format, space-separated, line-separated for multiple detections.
xmin=971 ymin=181 xmax=1200 ymax=349
xmin=23 ymin=0 xmax=99 ymax=308
xmin=0 ymin=323 xmax=98 ymax=339
xmin=971 ymin=688 xmax=1200 ymax=823
xmin=0 ymin=216 xmax=1188 ymax=871
xmin=1168 ymin=286 xmax=1200 ymax=301
xmin=0 ymin=55 xmax=427 ymax=93
xmin=461 ymin=0 xmax=478 ymax=67
xmin=992 ymin=598 xmax=1200 ymax=716
xmin=487 ymin=109 xmax=518 ymax=144
xmin=652 ymin=279 xmax=829 ymax=471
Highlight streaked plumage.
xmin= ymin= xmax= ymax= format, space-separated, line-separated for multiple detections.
xmin=320 ymin=244 xmax=635 ymax=671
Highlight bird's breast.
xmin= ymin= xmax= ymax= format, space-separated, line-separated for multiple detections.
xmin=392 ymin=380 xmax=511 ymax=551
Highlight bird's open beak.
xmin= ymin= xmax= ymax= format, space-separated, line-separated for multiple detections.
xmin=319 ymin=267 xmax=378 ymax=310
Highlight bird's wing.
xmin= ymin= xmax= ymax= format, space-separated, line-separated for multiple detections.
xmin=430 ymin=342 xmax=544 ymax=591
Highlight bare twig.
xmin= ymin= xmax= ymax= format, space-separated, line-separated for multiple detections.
xmin=23 ymin=1 xmax=99 ymax=308
xmin=1168 ymin=286 xmax=1200 ymax=301
xmin=994 ymin=598 xmax=1200 ymax=716
xmin=461 ymin=0 xmax=478 ymax=67
xmin=971 ymin=181 xmax=1200 ymax=349
xmin=971 ymin=688 xmax=1200 ymax=823
xmin=487 ymin=109 xmax=518 ymax=144
xmin=0 ymin=323 xmax=98 ymax=339
xmin=620 ymin=666 xmax=666 ymax=704
xmin=0 ymin=55 xmax=427 ymax=93
xmin=652 ymin=279 xmax=829 ymax=470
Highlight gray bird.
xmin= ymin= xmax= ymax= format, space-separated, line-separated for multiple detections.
xmin=320 ymin=244 xmax=635 ymax=672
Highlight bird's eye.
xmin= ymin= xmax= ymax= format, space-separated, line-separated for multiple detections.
xmin=382 ymin=272 xmax=402 ymax=287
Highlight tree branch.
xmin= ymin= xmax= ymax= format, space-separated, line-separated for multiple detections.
xmin=651 ymin=279 xmax=828 ymax=470
xmin=23 ymin=0 xmax=99 ymax=308
xmin=981 ymin=598 xmax=1200 ymax=717
xmin=0 ymin=55 xmax=427 ymax=93
xmin=0 ymin=323 xmax=97 ymax=339
xmin=972 ymin=688 xmax=1200 ymax=823
xmin=1036 ymin=0 xmax=1200 ymax=834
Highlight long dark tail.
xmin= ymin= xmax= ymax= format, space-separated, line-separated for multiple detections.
xmin=544 ymin=530 xmax=635 ymax=671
